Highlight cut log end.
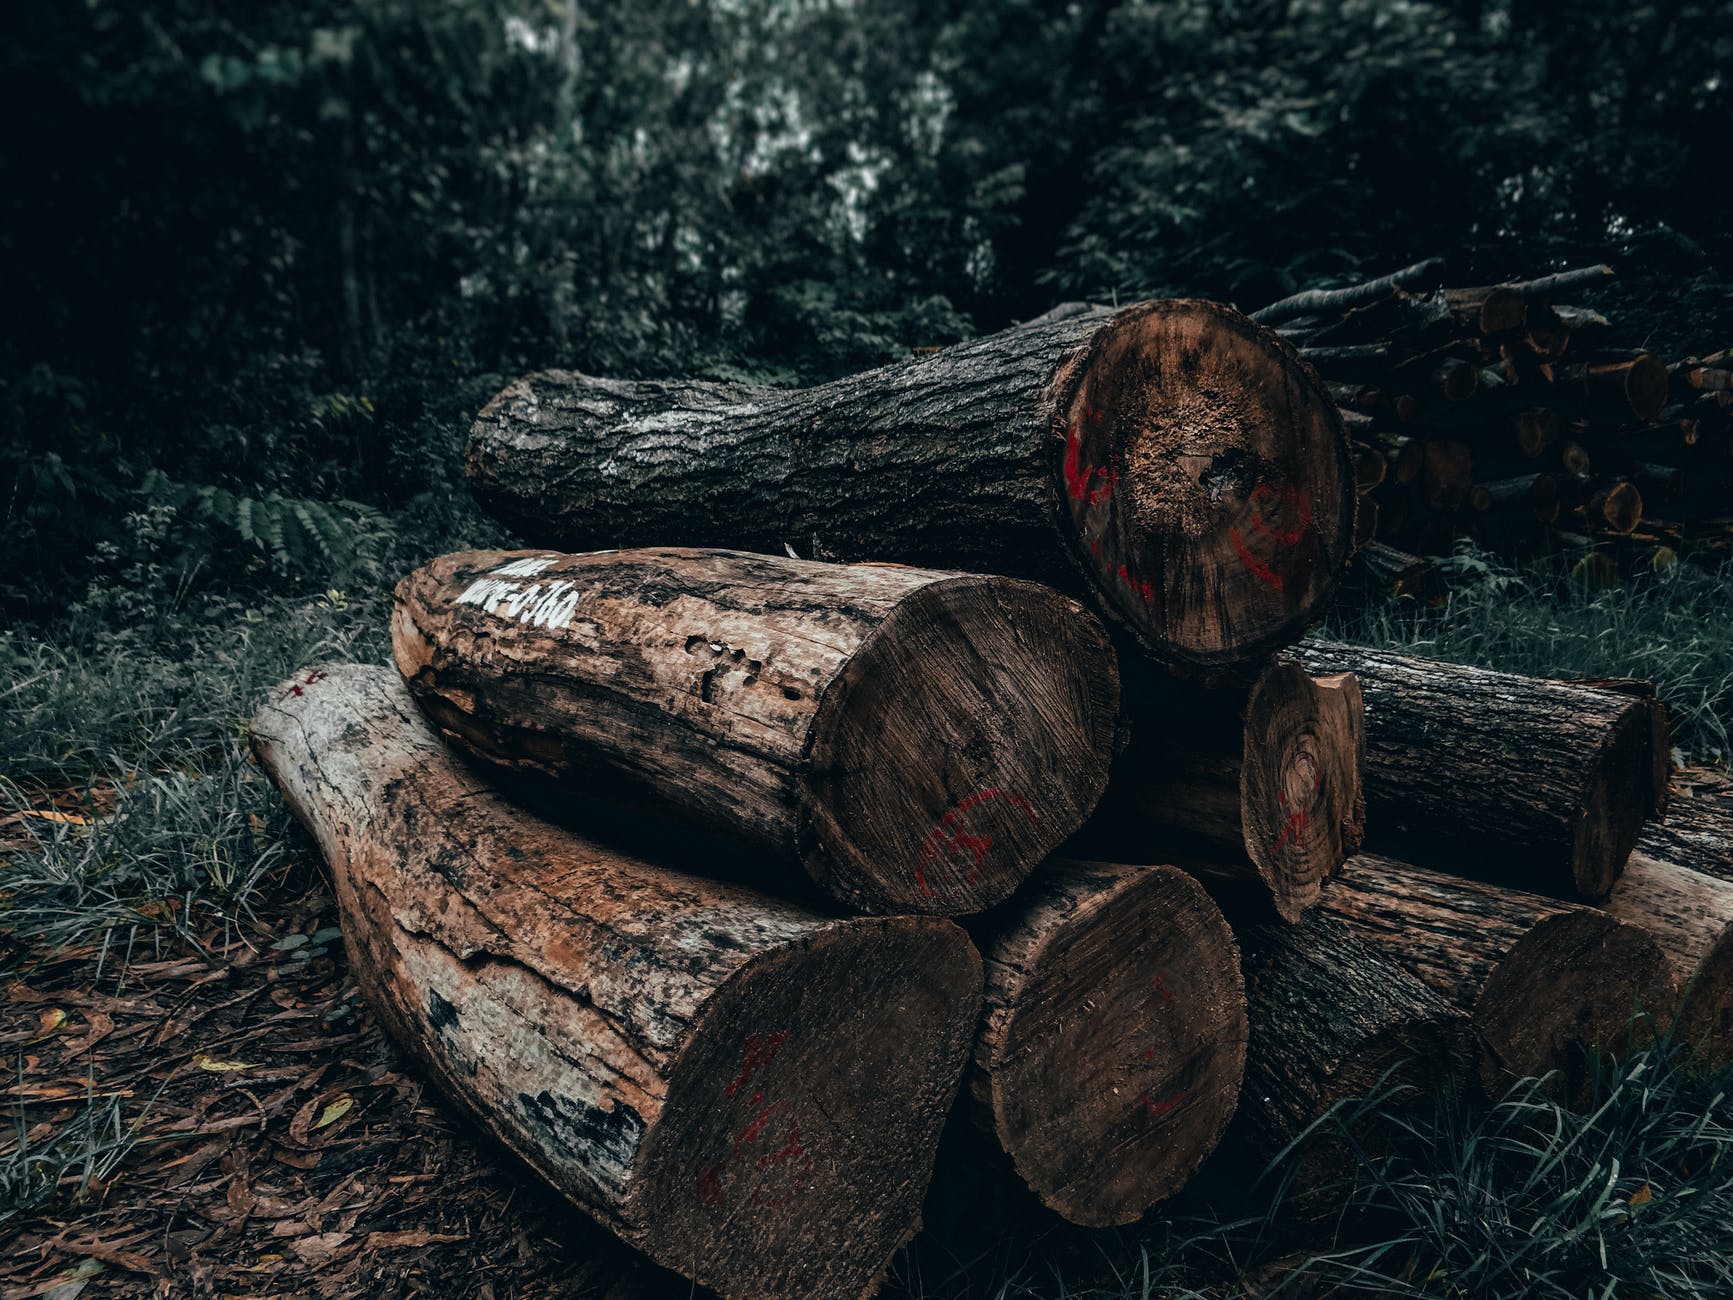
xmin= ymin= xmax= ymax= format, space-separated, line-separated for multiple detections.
xmin=1572 ymin=701 xmax=1657 ymax=900
xmin=1051 ymin=300 xmax=1354 ymax=672
xmin=974 ymin=863 xmax=1247 ymax=1226
xmin=1474 ymin=909 xmax=1672 ymax=1093
xmin=804 ymin=575 xmax=1118 ymax=914
xmin=636 ymin=920 xmax=982 ymax=1299
xmin=1242 ymin=661 xmax=1362 ymax=922
xmin=1673 ymin=925 xmax=1733 ymax=1073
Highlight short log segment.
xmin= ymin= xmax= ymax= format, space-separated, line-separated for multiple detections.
xmin=1228 ymin=913 xmax=1470 ymax=1199
xmin=466 ymin=300 xmax=1355 ymax=674
xmin=393 ymin=547 xmax=1119 ymax=916
xmin=1322 ymin=854 xmax=1673 ymax=1093
xmin=251 ymin=663 xmax=983 ymax=1300
xmin=1638 ymin=766 xmax=1733 ymax=884
xmin=1080 ymin=659 xmax=1365 ymax=922
xmin=1295 ymin=641 xmax=1655 ymax=901
xmin=966 ymin=862 xmax=1248 ymax=1226
xmin=1601 ymin=852 xmax=1733 ymax=1069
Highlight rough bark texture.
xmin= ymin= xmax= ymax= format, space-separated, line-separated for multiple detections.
xmin=1323 ymin=854 xmax=1673 ymax=1094
xmin=1638 ymin=766 xmax=1733 ymax=883
xmin=1296 ymin=641 xmax=1656 ymax=901
xmin=1601 ymin=852 xmax=1733 ymax=1069
xmin=965 ymin=861 xmax=1247 ymax=1226
xmin=1079 ymin=658 xmax=1365 ymax=922
xmin=250 ymin=663 xmax=983 ymax=1300
xmin=466 ymin=300 xmax=1355 ymax=675
xmin=393 ymin=547 xmax=1119 ymax=916
xmin=1225 ymin=912 xmax=1471 ymax=1205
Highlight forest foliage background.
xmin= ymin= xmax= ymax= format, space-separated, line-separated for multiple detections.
xmin=4 ymin=0 xmax=1731 ymax=619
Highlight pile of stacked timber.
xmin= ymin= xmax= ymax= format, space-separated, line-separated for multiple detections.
xmin=248 ymin=297 xmax=1730 ymax=1300
xmin=1253 ymin=261 xmax=1733 ymax=577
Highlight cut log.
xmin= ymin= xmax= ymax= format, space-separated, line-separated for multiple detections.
xmin=393 ymin=548 xmax=1118 ymax=916
xmin=1225 ymin=912 xmax=1471 ymax=1203
xmin=1295 ymin=641 xmax=1656 ymax=900
xmin=1250 ymin=258 xmax=1445 ymax=326
xmin=250 ymin=663 xmax=983 ymax=1300
xmin=1077 ymin=658 xmax=1365 ymax=922
xmin=1637 ymin=766 xmax=1733 ymax=884
xmin=1601 ymin=852 xmax=1733 ymax=1069
xmin=967 ymin=861 xmax=1247 ymax=1226
xmin=1322 ymin=854 xmax=1673 ymax=1093
xmin=465 ymin=300 xmax=1356 ymax=674
xmin=1568 ymin=677 xmax=1672 ymax=818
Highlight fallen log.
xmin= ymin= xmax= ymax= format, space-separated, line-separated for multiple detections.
xmin=1294 ymin=641 xmax=1656 ymax=900
xmin=393 ymin=547 xmax=1119 ymax=916
xmin=1321 ymin=854 xmax=1672 ymax=1093
xmin=465 ymin=300 xmax=1356 ymax=674
xmin=1601 ymin=852 xmax=1733 ymax=1069
xmin=1225 ymin=912 xmax=1471 ymax=1204
xmin=1077 ymin=658 xmax=1365 ymax=921
xmin=1637 ymin=766 xmax=1733 ymax=884
xmin=967 ymin=861 xmax=1247 ymax=1226
xmin=251 ymin=663 xmax=983 ymax=1300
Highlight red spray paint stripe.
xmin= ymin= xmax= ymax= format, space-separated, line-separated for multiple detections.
xmin=914 ymin=788 xmax=1038 ymax=897
xmin=1141 ymin=1086 xmax=1189 ymax=1119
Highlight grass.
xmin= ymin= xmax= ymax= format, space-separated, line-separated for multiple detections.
xmin=5 ymin=544 xmax=1733 ymax=1294
xmin=1327 ymin=545 xmax=1733 ymax=766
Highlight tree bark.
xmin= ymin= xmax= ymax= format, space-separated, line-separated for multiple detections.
xmin=1637 ymin=766 xmax=1733 ymax=884
xmin=1601 ymin=851 xmax=1733 ymax=1070
xmin=1076 ymin=658 xmax=1365 ymax=922
xmin=965 ymin=861 xmax=1247 ymax=1226
xmin=393 ymin=547 xmax=1119 ymax=916
xmin=1294 ymin=641 xmax=1657 ymax=901
xmin=1223 ymin=912 xmax=1471 ymax=1207
xmin=465 ymin=299 xmax=1355 ymax=675
xmin=250 ymin=663 xmax=984 ymax=1300
xmin=1321 ymin=854 xmax=1673 ymax=1094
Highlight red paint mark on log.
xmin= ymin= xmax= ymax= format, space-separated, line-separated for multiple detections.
xmin=1141 ymin=1087 xmax=1188 ymax=1119
xmin=1063 ymin=425 xmax=1119 ymax=505
xmin=1271 ymin=756 xmax=1324 ymax=854
xmin=1116 ymin=564 xmax=1156 ymax=603
xmin=724 ymin=1030 xmax=790 ymax=1097
xmin=1232 ymin=484 xmax=1313 ymax=590
xmin=1153 ymin=971 xmax=1174 ymax=1007
xmin=754 ymin=1119 xmax=808 ymax=1169
xmin=733 ymin=1100 xmax=793 ymax=1158
xmin=914 ymin=788 xmax=1039 ymax=897
xmin=697 ymin=1163 xmax=726 ymax=1207
xmin=1230 ymin=527 xmax=1284 ymax=590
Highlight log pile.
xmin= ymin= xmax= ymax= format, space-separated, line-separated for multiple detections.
xmin=1254 ymin=262 xmax=1733 ymax=570
xmin=242 ymin=295 xmax=1726 ymax=1299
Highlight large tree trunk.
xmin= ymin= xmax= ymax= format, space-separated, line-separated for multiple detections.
xmin=965 ymin=861 xmax=1247 ymax=1226
xmin=393 ymin=547 xmax=1119 ymax=916
xmin=1602 ymin=852 xmax=1733 ymax=1069
xmin=1295 ymin=641 xmax=1658 ymax=901
xmin=466 ymin=300 xmax=1355 ymax=675
xmin=250 ymin=664 xmax=983 ymax=1300
xmin=1321 ymin=854 xmax=1673 ymax=1095
xmin=1077 ymin=659 xmax=1365 ymax=922
xmin=1223 ymin=912 xmax=1471 ymax=1209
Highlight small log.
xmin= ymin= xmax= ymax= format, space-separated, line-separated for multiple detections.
xmin=967 ymin=861 xmax=1248 ymax=1226
xmin=1079 ymin=659 xmax=1365 ymax=922
xmin=1226 ymin=912 xmax=1471 ymax=1200
xmin=1601 ymin=852 xmax=1733 ymax=1069
xmin=1251 ymin=258 xmax=1445 ymax=325
xmin=1563 ymin=354 xmax=1671 ymax=423
xmin=1516 ymin=408 xmax=1562 ymax=458
xmin=1637 ymin=766 xmax=1733 ymax=885
xmin=393 ymin=548 xmax=1119 ymax=916
xmin=251 ymin=664 xmax=983 ymax=1300
xmin=1344 ymin=542 xmax=1441 ymax=604
xmin=1477 ymin=473 xmax=1561 ymax=523
xmin=1294 ymin=641 xmax=1657 ymax=900
xmin=1583 ymin=480 xmax=1644 ymax=534
xmin=466 ymin=300 xmax=1355 ymax=674
xmin=1323 ymin=854 xmax=1673 ymax=1093
xmin=1567 ymin=677 xmax=1673 ymax=818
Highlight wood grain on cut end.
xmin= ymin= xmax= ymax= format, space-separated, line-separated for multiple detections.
xmin=1325 ymin=854 xmax=1673 ymax=1096
xmin=1241 ymin=660 xmax=1364 ymax=921
xmin=636 ymin=919 xmax=982 ymax=1299
xmin=970 ymin=862 xmax=1247 ymax=1226
xmin=1574 ymin=701 xmax=1659 ymax=900
xmin=249 ymin=663 xmax=984 ymax=1300
xmin=1603 ymin=852 xmax=1733 ymax=1072
xmin=1049 ymin=299 xmax=1354 ymax=673
xmin=803 ymin=574 xmax=1119 ymax=915
xmin=392 ymin=547 xmax=1118 ymax=916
